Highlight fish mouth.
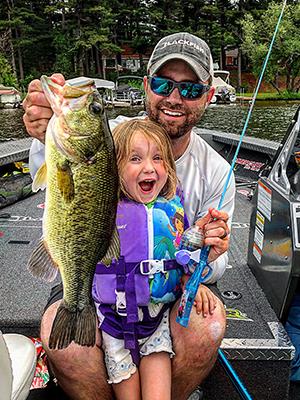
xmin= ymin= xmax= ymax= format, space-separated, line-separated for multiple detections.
xmin=138 ymin=179 xmax=156 ymax=193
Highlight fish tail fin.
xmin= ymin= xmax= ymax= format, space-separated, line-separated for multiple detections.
xmin=48 ymin=303 xmax=96 ymax=350
xmin=48 ymin=303 xmax=76 ymax=350
xmin=75 ymin=305 xmax=97 ymax=345
xmin=27 ymin=239 xmax=58 ymax=282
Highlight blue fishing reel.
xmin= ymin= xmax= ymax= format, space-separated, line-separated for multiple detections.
xmin=175 ymin=225 xmax=211 ymax=279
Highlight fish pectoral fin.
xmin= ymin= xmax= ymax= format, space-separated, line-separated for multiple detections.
xmin=32 ymin=162 xmax=47 ymax=192
xmin=56 ymin=161 xmax=75 ymax=203
xmin=101 ymin=227 xmax=120 ymax=266
xmin=27 ymin=239 xmax=58 ymax=282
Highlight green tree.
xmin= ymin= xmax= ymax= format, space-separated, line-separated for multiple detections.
xmin=0 ymin=52 xmax=17 ymax=86
xmin=241 ymin=2 xmax=300 ymax=92
xmin=45 ymin=0 xmax=121 ymax=78
xmin=0 ymin=0 xmax=55 ymax=83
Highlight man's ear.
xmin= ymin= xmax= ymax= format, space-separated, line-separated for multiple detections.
xmin=206 ymin=86 xmax=215 ymax=105
xmin=143 ymin=76 xmax=148 ymax=91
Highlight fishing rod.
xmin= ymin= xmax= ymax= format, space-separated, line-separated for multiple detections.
xmin=176 ymin=0 xmax=287 ymax=399
xmin=218 ymin=348 xmax=252 ymax=400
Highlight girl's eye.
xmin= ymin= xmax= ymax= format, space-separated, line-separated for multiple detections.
xmin=130 ymin=155 xmax=140 ymax=162
xmin=153 ymin=154 xmax=163 ymax=161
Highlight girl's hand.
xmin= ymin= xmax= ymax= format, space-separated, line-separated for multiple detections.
xmin=194 ymin=285 xmax=217 ymax=317
xmin=181 ymin=275 xmax=217 ymax=317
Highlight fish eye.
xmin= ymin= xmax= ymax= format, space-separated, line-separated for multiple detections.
xmin=89 ymin=102 xmax=102 ymax=114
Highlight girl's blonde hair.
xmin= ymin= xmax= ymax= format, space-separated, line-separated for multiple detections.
xmin=113 ymin=118 xmax=177 ymax=200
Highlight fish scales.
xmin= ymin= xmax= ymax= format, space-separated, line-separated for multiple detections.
xmin=27 ymin=76 xmax=119 ymax=349
xmin=46 ymin=141 xmax=117 ymax=307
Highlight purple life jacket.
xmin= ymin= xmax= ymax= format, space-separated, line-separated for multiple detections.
xmin=92 ymin=194 xmax=188 ymax=364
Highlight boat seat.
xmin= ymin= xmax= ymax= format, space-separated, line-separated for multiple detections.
xmin=0 ymin=332 xmax=36 ymax=400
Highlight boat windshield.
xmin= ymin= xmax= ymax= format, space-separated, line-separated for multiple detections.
xmin=213 ymin=71 xmax=230 ymax=84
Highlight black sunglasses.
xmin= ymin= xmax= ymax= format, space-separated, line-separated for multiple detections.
xmin=148 ymin=76 xmax=210 ymax=100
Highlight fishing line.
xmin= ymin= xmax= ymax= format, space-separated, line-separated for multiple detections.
xmin=216 ymin=1 xmax=287 ymax=399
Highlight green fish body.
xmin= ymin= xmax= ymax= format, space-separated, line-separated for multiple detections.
xmin=28 ymin=76 xmax=119 ymax=349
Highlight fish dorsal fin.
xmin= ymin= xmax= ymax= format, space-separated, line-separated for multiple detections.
xmin=40 ymin=75 xmax=63 ymax=115
xmin=56 ymin=161 xmax=75 ymax=203
xmin=32 ymin=162 xmax=47 ymax=192
xmin=101 ymin=227 xmax=120 ymax=266
xmin=27 ymin=239 xmax=58 ymax=282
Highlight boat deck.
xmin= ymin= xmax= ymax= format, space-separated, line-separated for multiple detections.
xmin=0 ymin=137 xmax=32 ymax=167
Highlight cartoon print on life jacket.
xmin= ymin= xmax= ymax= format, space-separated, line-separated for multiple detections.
xmin=150 ymin=196 xmax=185 ymax=304
xmin=168 ymin=208 xmax=185 ymax=248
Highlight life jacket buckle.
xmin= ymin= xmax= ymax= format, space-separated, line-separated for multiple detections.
xmin=115 ymin=289 xmax=127 ymax=316
xmin=140 ymin=259 xmax=167 ymax=277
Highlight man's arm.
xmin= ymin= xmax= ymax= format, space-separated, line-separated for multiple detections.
xmin=23 ymin=74 xmax=65 ymax=178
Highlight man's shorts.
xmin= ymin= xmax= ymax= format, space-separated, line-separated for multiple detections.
xmin=44 ymin=282 xmax=223 ymax=313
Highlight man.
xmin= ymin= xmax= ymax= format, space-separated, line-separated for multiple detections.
xmin=23 ymin=32 xmax=235 ymax=400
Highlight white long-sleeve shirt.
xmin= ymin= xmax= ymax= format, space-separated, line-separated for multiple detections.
xmin=176 ymin=129 xmax=235 ymax=283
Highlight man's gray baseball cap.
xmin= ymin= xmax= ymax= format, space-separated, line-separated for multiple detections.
xmin=147 ymin=32 xmax=213 ymax=83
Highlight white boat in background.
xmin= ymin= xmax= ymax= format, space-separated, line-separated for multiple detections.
xmin=211 ymin=70 xmax=236 ymax=104
xmin=92 ymin=76 xmax=144 ymax=108
xmin=0 ymin=85 xmax=21 ymax=109
xmin=113 ymin=75 xmax=144 ymax=106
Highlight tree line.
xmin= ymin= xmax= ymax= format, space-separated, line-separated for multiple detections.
xmin=0 ymin=0 xmax=299 ymax=92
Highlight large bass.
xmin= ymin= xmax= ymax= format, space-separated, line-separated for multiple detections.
xmin=28 ymin=76 xmax=119 ymax=349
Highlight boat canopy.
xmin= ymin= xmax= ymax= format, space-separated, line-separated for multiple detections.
xmin=93 ymin=79 xmax=115 ymax=90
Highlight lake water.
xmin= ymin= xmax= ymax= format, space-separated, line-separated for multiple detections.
xmin=0 ymin=101 xmax=299 ymax=143
xmin=199 ymin=101 xmax=299 ymax=142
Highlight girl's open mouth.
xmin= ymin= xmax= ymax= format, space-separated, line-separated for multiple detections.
xmin=139 ymin=179 xmax=155 ymax=192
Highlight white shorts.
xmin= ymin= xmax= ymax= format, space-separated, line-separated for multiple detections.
xmin=102 ymin=309 xmax=174 ymax=384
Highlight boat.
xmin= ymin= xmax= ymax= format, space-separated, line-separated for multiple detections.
xmin=211 ymin=70 xmax=237 ymax=104
xmin=1 ymin=108 xmax=300 ymax=399
xmin=0 ymin=138 xmax=33 ymax=208
xmin=0 ymin=85 xmax=22 ymax=109
xmin=112 ymin=75 xmax=145 ymax=106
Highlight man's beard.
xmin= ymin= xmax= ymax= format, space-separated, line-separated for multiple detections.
xmin=146 ymin=98 xmax=206 ymax=140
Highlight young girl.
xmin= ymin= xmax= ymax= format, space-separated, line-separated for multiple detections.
xmin=92 ymin=119 xmax=217 ymax=400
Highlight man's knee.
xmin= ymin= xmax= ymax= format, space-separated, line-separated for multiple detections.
xmin=170 ymin=298 xmax=226 ymax=349
xmin=40 ymin=300 xmax=61 ymax=347
xmin=189 ymin=299 xmax=226 ymax=345
xmin=201 ymin=299 xmax=226 ymax=344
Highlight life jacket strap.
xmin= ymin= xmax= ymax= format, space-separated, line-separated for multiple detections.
xmin=140 ymin=259 xmax=179 ymax=277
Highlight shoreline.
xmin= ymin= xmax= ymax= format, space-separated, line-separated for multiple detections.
xmin=236 ymin=95 xmax=300 ymax=102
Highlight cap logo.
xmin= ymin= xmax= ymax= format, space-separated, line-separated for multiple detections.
xmin=161 ymin=39 xmax=205 ymax=54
